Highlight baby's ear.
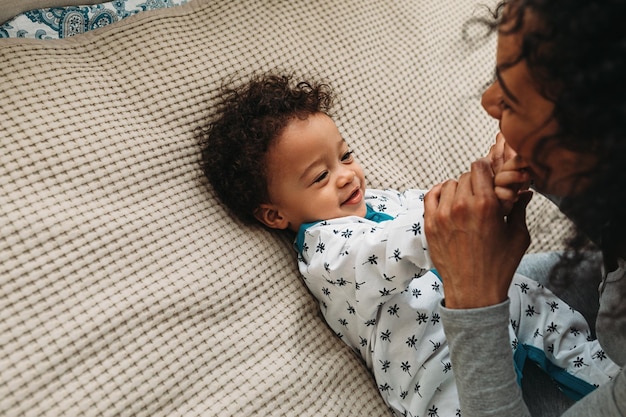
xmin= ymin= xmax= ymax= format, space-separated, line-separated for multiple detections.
xmin=253 ymin=204 xmax=289 ymax=230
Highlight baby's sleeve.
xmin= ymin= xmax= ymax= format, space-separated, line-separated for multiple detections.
xmin=299 ymin=209 xmax=432 ymax=329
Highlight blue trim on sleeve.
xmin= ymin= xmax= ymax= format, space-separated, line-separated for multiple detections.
xmin=513 ymin=344 xmax=597 ymax=400
xmin=294 ymin=204 xmax=393 ymax=254
xmin=429 ymin=268 xmax=442 ymax=282
xmin=513 ymin=343 xmax=527 ymax=387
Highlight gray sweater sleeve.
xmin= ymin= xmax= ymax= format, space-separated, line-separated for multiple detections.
xmin=440 ymin=300 xmax=531 ymax=416
xmin=441 ymin=300 xmax=626 ymax=416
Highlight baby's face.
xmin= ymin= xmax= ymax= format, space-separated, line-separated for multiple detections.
xmin=256 ymin=113 xmax=367 ymax=232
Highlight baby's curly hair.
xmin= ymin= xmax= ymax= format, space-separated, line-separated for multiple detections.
xmin=201 ymin=72 xmax=336 ymax=225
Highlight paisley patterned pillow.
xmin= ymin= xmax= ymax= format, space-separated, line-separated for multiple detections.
xmin=0 ymin=0 xmax=186 ymax=39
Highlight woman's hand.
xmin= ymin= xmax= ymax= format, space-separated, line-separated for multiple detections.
xmin=424 ymin=157 xmax=533 ymax=309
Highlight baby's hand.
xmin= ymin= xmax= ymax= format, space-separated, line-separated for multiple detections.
xmin=485 ymin=132 xmax=531 ymax=214
xmin=495 ymin=155 xmax=531 ymax=214
xmin=486 ymin=132 xmax=517 ymax=175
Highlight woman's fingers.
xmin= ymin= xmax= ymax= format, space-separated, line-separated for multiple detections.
xmin=424 ymin=157 xmax=531 ymax=309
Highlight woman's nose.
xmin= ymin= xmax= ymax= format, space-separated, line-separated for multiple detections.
xmin=481 ymin=81 xmax=502 ymax=120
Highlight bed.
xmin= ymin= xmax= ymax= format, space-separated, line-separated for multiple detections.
xmin=0 ymin=0 xmax=576 ymax=415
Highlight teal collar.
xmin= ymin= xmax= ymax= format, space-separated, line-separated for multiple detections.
xmin=294 ymin=204 xmax=393 ymax=254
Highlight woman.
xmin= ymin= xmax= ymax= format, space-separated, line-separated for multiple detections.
xmin=424 ymin=0 xmax=626 ymax=415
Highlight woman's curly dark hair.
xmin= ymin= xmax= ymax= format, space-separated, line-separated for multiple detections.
xmin=201 ymin=72 xmax=335 ymax=225
xmin=480 ymin=0 xmax=626 ymax=270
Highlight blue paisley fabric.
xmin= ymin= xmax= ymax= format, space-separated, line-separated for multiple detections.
xmin=0 ymin=0 xmax=186 ymax=39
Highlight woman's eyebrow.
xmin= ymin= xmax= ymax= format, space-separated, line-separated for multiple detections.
xmin=496 ymin=67 xmax=520 ymax=104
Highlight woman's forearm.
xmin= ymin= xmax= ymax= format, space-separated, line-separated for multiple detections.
xmin=441 ymin=300 xmax=531 ymax=417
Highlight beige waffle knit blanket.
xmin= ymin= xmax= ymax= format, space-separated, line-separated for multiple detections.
xmin=0 ymin=0 xmax=570 ymax=415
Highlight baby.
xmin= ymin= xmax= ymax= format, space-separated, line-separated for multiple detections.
xmin=202 ymin=72 xmax=619 ymax=417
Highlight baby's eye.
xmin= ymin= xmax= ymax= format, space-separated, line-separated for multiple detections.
xmin=314 ymin=171 xmax=329 ymax=183
xmin=341 ymin=151 xmax=354 ymax=162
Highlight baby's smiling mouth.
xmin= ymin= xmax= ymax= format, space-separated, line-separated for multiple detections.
xmin=343 ymin=188 xmax=362 ymax=205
